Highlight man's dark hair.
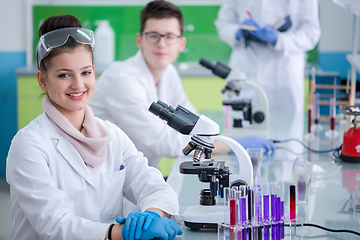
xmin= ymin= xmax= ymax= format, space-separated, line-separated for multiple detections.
xmin=140 ymin=0 xmax=184 ymax=35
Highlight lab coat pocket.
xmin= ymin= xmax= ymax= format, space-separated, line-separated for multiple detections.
xmin=102 ymin=169 xmax=126 ymax=219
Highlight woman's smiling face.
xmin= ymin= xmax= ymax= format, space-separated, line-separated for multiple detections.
xmin=37 ymin=45 xmax=95 ymax=119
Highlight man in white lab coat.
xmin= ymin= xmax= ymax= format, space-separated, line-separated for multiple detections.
xmin=215 ymin=0 xmax=321 ymax=113
xmin=89 ymin=0 xmax=275 ymax=167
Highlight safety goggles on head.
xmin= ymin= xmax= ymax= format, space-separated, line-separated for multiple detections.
xmin=37 ymin=27 xmax=95 ymax=69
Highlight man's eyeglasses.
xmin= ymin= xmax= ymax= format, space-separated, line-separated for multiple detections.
xmin=141 ymin=32 xmax=181 ymax=45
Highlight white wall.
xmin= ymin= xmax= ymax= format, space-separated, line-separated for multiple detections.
xmin=318 ymin=0 xmax=360 ymax=52
xmin=0 ymin=0 xmax=26 ymax=52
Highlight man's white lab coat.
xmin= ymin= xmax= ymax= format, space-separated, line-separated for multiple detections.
xmin=89 ymin=50 xmax=196 ymax=167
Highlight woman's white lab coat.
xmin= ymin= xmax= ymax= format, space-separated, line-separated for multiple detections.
xmin=6 ymin=113 xmax=179 ymax=240
xmin=215 ymin=0 xmax=321 ymax=112
xmin=88 ymin=50 xmax=196 ymax=167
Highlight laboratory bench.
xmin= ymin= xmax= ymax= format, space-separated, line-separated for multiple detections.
xmin=166 ymin=109 xmax=360 ymax=240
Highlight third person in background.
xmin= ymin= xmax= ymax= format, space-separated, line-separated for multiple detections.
xmin=215 ymin=0 xmax=321 ymax=113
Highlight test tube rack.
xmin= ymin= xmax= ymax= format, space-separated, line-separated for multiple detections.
xmin=218 ymin=217 xmax=304 ymax=240
xmin=218 ymin=182 xmax=303 ymax=240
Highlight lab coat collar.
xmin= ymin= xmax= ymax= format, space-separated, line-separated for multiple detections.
xmin=135 ymin=50 xmax=156 ymax=83
xmin=135 ymin=50 xmax=171 ymax=87
xmin=40 ymin=113 xmax=94 ymax=185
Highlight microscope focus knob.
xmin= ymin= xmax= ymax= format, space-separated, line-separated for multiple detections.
xmin=253 ymin=111 xmax=265 ymax=123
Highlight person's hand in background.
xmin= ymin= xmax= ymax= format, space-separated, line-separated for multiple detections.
xmin=248 ymin=25 xmax=278 ymax=45
xmin=235 ymin=135 xmax=275 ymax=154
xmin=236 ymin=18 xmax=260 ymax=40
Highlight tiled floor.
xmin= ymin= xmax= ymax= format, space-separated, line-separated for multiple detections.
xmin=0 ymin=178 xmax=11 ymax=240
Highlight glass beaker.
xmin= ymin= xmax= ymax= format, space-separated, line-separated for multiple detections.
xmin=246 ymin=148 xmax=264 ymax=176
xmin=291 ymin=157 xmax=312 ymax=205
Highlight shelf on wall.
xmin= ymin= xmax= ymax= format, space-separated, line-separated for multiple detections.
xmin=346 ymin=54 xmax=360 ymax=72
xmin=332 ymin=0 xmax=360 ymax=11
xmin=350 ymin=3 xmax=360 ymax=16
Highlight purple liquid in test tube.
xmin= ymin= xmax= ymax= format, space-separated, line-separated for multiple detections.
xmin=271 ymin=182 xmax=277 ymax=240
xmin=255 ymin=175 xmax=262 ymax=223
xmin=263 ymin=183 xmax=270 ymax=240
xmin=247 ymin=186 xmax=254 ymax=240
xmin=277 ymin=181 xmax=286 ymax=240
xmin=264 ymin=195 xmax=269 ymax=220
xmin=239 ymin=185 xmax=247 ymax=240
xmin=254 ymin=175 xmax=262 ymax=240
xmin=276 ymin=195 xmax=281 ymax=240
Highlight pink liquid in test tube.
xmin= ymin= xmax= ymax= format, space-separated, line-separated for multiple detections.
xmin=290 ymin=185 xmax=296 ymax=223
xmin=225 ymin=105 xmax=231 ymax=130
xmin=308 ymin=106 xmax=312 ymax=133
xmin=330 ymin=117 xmax=335 ymax=130
xmin=329 ymin=98 xmax=336 ymax=130
xmin=230 ymin=194 xmax=236 ymax=240
xmin=230 ymin=198 xmax=236 ymax=225
xmin=314 ymin=93 xmax=320 ymax=124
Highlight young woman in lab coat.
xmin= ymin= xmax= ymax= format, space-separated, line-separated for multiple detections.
xmin=6 ymin=15 xmax=182 ymax=240
xmin=88 ymin=0 xmax=275 ymax=168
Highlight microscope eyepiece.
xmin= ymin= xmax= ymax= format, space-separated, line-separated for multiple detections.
xmin=148 ymin=101 xmax=164 ymax=116
xmin=148 ymin=101 xmax=174 ymax=123
xmin=199 ymin=58 xmax=230 ymax=79
xmin=199 ymin=58 xmax=215 ymax=70
xmin=149 ymin=101 xmax=200 ymax=135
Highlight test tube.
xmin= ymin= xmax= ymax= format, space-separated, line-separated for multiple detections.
xmin=271 ymin=182 xmax=277 ymax=239
xmin=277 ymin=184 xmax=284 ymax=240
xmin=275 ymin=187 xmax=281 ymax=240
xmin=230 ymin=188 xmax=237 ymax=240
xmin=290 ymin=184 xmax=296 ymax=240
xmin=230 ymin=188 xmax=237 ymax=226
xmin=307 ymin=105 xmax=312 ymax=133
xmin=330 ymin=98 xmax=336 ymax=130
xmin=270 ymin=182 xmax=277 ymax=221
xmin=255 ymin=175 xmax=263 ymax=224
xmin=239 ymin=185 xmax=247 ymax=240
xmin=314 ymin=93 xmax=320 ymax=125
xmin=224 ymin=187 xmax=230 ymax=224
xmin=290 ymin=185 xmax=296 ymax=222
xmin=263 ymin=183 xmax=270 ymax=221
xmin=248 ymin=185 xmax=254 ymax=240
xmin=235 ymin=189 xmax=242 ymax=240
xmin=225 ymin=105 xmax=231 ymax=130
xmin=277 ymin=182 xmax=285 ymax=219
xmin=254 ymin=177 xmax=263 ymax=240
xmin=263 ymin=183 xmax=270 ymax=240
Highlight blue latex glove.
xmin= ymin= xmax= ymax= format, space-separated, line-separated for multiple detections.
xmin=242 ymin=18 xmax=260 ymax=29
xmin=116 ymin=211 xmax=161 ymax=240
xmin=236 ymin=28 xmax=243 ymax=40
xmin=248 ymin=25 xmax=278 ymax=45
xmin=237 ymin=19 xmax=260 ymax=40
xmin=138 ymin=217 xmax=183 ymax=240
xmin=235 ymin=136 xmax=275 ymax=155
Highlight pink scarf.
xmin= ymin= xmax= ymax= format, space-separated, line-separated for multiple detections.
xmin=42 ymin=96 xmax=112 ymax=167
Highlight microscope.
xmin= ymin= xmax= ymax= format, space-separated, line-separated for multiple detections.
xmin=149 ymin=100 xmax=253 ymax=231
xmin=199 ymin=58 xmax=269 ymax=139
